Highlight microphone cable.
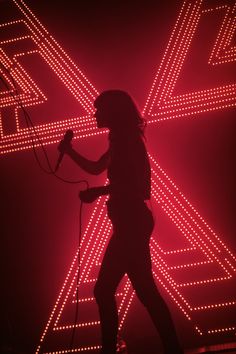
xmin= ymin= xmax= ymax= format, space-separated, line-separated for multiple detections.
xmin=69 ymin=197 xmax=83 ymax=351
xmin=0 ymin=61 xmax=89 ymax=185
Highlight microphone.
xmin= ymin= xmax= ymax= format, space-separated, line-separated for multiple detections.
xmin=55 ymin=129 xmax=74 ymax=172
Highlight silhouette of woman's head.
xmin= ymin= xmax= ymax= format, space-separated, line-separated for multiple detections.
xmin=94 ymin=90 xmax=146 ymax=136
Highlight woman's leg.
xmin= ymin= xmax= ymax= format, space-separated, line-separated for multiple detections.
xmin=94 ymin=236 xmax=125 ymax=354
xmin=127 ymin=246 xmax=183 ymax=354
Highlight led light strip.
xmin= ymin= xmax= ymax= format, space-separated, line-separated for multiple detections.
xmin=208 ymin=4 xmax=236 ymax=65
xmin=146 ymin=154 xmax=236 ymax=333
xmin=208 ymin=326 xmax=236 ymax=334
xmin=0 ymin=0 xmax=99 ymax=153
xmin=42 ymin=345 xmax=101 ymax=354
xmin=149 ymin=154 xmax=236 ymax=262
xmin=143 ymin=0 xmax=236 ymax=122
xmin=193 ymin=301 xmax=236 ymax=311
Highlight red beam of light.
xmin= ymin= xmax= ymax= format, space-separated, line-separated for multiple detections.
xmin=0 ymin=0 xmax=235 ymax=353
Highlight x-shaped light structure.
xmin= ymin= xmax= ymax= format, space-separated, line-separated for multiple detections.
xmin=0 ymin=0 xmax=235 ymax=353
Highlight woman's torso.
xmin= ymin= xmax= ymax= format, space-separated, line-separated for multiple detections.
xmin=107 ymin=133 xmax=151 ymax=203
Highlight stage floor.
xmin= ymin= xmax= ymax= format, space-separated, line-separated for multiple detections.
xmin=124 ymin=341 xmax=236 ymax=354
xmin=185 ymin=342 xmax=236 ymax=354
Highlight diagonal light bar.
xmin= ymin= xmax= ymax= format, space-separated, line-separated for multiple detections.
xmin=143 ymin=0 xmax=236 ymax=122
xmin=0 ymin=0 xmax=99 ymax=154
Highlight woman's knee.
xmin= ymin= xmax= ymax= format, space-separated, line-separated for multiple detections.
xmin=94 ymin=281 xmax=102 ymax=302
xmin=94 ymin=280 xmax=115 ymax=304
xmin=135 ymin=281 xmax=164 ymax=307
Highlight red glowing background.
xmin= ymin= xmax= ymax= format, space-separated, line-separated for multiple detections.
xmin=1 ymin=0 xmax=236 ymax=353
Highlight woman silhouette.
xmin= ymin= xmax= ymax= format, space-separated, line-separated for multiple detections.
xmin=58 ymin=90 xmax=183 ymax=354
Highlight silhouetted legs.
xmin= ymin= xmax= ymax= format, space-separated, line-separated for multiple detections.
xmin=94 ymin=236 xmax=124 ymax=354
xmin=127 ymin=257 xmax=183 ymax=354
xmin=94 ymin=203 xmax=183 ymax=354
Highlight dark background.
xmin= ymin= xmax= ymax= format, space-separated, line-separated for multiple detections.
xmin=1 ymin=0 xmax=235 ymax=353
